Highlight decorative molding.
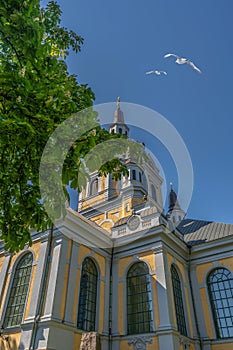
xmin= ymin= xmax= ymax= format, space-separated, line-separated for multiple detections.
xmin=24 ymin=243 xmax=29 ymax=250
xmin=127 ymin=215 xmax=140 ymax=231
xmin=180 ymin=336 xmax=190 ymax=350
xmin=54 ymin=238 xmax=63 ymax=246
xmin=153 ymin=245 xmax=164 ymax=254
xmin=80 ymin=332 xmax=100 ymax=350
xmin=128 ymin=336 xmax=152 ymax=350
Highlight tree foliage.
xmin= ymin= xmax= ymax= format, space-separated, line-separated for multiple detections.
xmin=0 ymin=0 xmax=136 ymax=252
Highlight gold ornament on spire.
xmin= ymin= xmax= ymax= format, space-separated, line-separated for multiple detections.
xmin=117 ymin=96 xmax=120 ymax=108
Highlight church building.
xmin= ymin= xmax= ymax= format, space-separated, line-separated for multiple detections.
xmin=0 ymin=100 xmax=233 ymax=350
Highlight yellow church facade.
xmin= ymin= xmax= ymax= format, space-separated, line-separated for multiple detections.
xmin=0 ymin=103 xmax=233 ymax=350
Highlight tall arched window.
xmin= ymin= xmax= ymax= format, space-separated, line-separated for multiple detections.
xmin=90 ymin=178 xmax=98 ymax=196
xmin=77 ymin=257 xmax=98 ymax=331
xmin=127 ymin=262 xmax=153 ymax=334
xmin=132 ymin=169 xmax=136 ymax=181
xmin=4 ymin=252 xmax=33 ymax=328
xmin=171 ymin=265 xmax=187 ymax=336
xmin=139 ymin=172 xmax=142 ymax=183
xmin=207 ymin=268 xmax=233 ymax=338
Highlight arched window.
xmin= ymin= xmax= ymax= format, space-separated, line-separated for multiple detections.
xmin=4 ymin=253 xmax=33 ymax=328
xmin=150 ymin=184 xmax=157 ymax=201
xmin=90 ymin=178 xmax=98 ymax=196
xmin=77 ymin=258 xmax=98 ymax=331
xmin=171 ymin=265 xmax=187 ymax=336
xmin=207 ymin=268 xmax=233 ymax=338
xmin=139 ymin=172 xmax=142 ymax=183
xmin=127 ymin=262 xmax=153 ymax=334
xmin=132 ymin=169 xmax=136 ymax=181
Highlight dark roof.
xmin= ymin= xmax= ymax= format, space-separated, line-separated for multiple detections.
xmin=168 ymin=188 xmax=181 ymax=213
xmin=177 ymin=219 xmax=233 ymax=246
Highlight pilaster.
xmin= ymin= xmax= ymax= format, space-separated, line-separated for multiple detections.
xmin=154 ymin=245 xmax=178 ymax=350
xmin=26 ymin=239 xmax=49 ymax=320
xmin=64 ymin=242 xmax=80 ymax=325
xmin=111 ymin=257 xmax=119 ymax=336
xmin=43 ymin=235 xmax=69 ymax=321
xmin=154 ymin=246 xmax=173 ymax=330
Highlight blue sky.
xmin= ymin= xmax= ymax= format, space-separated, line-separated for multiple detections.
xmin=41 ymin=0 xmax=233 ymax=224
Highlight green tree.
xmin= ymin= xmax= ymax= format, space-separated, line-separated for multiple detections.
xmin=0 ymin=0 xmax=134 ymax=252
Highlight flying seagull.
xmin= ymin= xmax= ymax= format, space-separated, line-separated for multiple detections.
xmin=146 ymin=70 xmax=167 ymax=76
xmin=164 ymin=53 xmax=202 ymax=74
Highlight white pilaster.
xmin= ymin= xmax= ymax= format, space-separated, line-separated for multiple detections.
xmin=43 ymin=235 xmax=69 ymax=321
xmin=154 ymin=246 xmax=172 ymax=330
xmin=64 ymin=242 xmax=79 ymax=325
xmin=111 ymin=257 xmax=119 ymax=336
xmin=26 ymin=240 xmax=49 ymax=320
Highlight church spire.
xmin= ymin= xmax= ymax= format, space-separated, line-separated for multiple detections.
xmin=168 ymin=183 xmax=181 ymax=212
xmin=167 ymin=183 xmax=185 ymax=224
xmin=113 ymin=96 xmax=125 ymax=124
xmin=109 ymin=97 xmax=129 ymax=135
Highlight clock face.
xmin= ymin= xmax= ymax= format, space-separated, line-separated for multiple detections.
xmin=127 ymin=215 xmax=140 ymax=231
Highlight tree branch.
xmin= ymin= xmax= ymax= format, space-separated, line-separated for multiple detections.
xmin=0 ymin=29 xmax=23 ymax=67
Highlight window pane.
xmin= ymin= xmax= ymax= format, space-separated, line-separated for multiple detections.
xmin=127 ymin=262 xmax=153 ymax=335
xmin=208 ymin=268 xmax=233 ymax=338
xmin=77 ymin=258 xmax=98 ymax=331
xmin=4 ymin=253 xmax=33 ymax=328
xmin=171 ymin=265 xmax=187 ymax=336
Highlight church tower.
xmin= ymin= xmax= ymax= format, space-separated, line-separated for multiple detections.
xmin=167 ymin=183 xmax=185 ymax=225
xmin=109 ymin=97 xmax=129 ymax=136
xmin=77 ymin=98 xmax=164 ymax=231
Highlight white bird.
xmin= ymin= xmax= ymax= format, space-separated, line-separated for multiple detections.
xmin=146 ymin=70 xmax=167 ymax=76
xmin=164 ymin=53 xmax=202 ymax=74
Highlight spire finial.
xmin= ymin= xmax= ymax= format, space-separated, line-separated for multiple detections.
xmin=170 ymin=182 xmax=173 ymax=191
xmin=117 ymin=96 xmax=120 ymax=108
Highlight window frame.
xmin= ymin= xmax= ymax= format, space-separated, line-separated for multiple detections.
xmin=89 ymin=177 xmax=99 ymax=196
xmin=77 ymin=257 xmax=99 ymax=332
xmin=126 ymin=262 xmax=154 ymax=335
xmin=2 ymin=252 xmax=33 ymax=329
xmin=132 ymin=169 xmax=136 ymax=181
xmin=139 ymin=172 xmax=142 ymax=183
xmin=171 ymin=264 xmax=188 ymax=336
xmin=207 ymin=267 xmax=233 ymax=339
